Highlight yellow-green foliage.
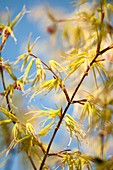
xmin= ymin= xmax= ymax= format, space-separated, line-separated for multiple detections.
xmin=0 ymin=1 xmax=113 ymax=169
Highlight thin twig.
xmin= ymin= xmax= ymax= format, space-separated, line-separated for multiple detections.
xmin=28 ymin=155 xmax=37 ymax=170
xmin=72 ymin=99 xmax=87 ymax=105
xmin=48 ymin=149 xmax=71 ymax=157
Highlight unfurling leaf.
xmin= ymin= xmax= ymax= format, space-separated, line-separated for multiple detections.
xmin=4 ymin=64 xmax=17 ymax=81
xmin=27 ymin=33 xmax=40 ymax=53
xmin=61 ymin=151 xmax=92 ymax=170
xmin=32 ymin=58 xmax=46 ymax=86
xmin=31 ymin=78 xmax=62 ymax=99
xmin=49 ymin=60 xmax=65 ymax=73
xmin=23 ymin=58 xmax=35 ymax=81
xmin=65 ymin=56 xmax=85 ymax=80
xmin=10 ymin=6 xmax=27 ymax=29
xmin=38 ymin=120 xmax=54 ymax=136
xmin=65 ymin=114 xmax=86 ymax=144
xmin=26 ymin=107 xmax=62 ymax=122
xmin=0 ymin=107 xmax=18 ymax=122
xmin=2 ymin=26 xmax=17 ymax=43
xmin=26 ymin=123 xmax=35 ymax=135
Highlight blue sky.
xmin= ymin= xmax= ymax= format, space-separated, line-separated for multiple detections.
xmin=0 ymin=1 xmax=75 ymax=170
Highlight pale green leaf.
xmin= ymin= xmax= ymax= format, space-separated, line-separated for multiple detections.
xmin=26 ymin=107 xmax=61 ymax=122
xmin=10 ymin=6 xmax=27 ymax=29
xmin=0 ymin=107 xmax=18 ymax=122
xmin=5 ymin=64 xmax=17 ymax=81
xmin=23 ymin=58 xmax=35 ymax=81
xmin=31 ymin=78 xmax=62 ymax=99
xmin=65 ymin=56 xmax=85 ymax=80
xmin=39 ymin=120 xmax=54 ymax=136
xmin=26 ymin=122 xmax=35 ymax=135
xmin=49 ymin=60 xmax=66 ymax=73
xmin=65 ymin=114 xmax=86 ymax=144
xmin=0 ymin=119 xmax=12 ymax=125
xmin=14 ymin=53 xmax=27 ymax=65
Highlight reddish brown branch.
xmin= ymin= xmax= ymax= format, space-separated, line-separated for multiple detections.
xmin=39 ymin=44 xmax=113 ymax=169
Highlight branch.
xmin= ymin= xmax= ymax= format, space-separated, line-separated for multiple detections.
xmin=72 ymin=99 xmax=87 ymax=105
xmin=39 ymin=44 xmax=113 ymax=169
xmin=27 ymin=155 xmax=37 ymax=170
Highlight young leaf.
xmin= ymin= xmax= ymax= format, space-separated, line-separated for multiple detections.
xmin=49 ymin=60 xmax=66 ymax=73
xmin=23 ymin=58 xmax=35 ymax=81
xmin=0 ymin=119 xmax=12 ymax=125
xmin=5 ymin=64 xmax=17 ymax=81
xmin=26 ymin=107 xmax=62 ymax=122
xmin=65 ymin=56 xmax=85 ymax=80
xmin=0 ymin=107 xmax=18 ymax=122
xmin=27 ymin=33 xmax=40 ymax=53
xmin=26 ymin=122 xmax=35 ymax=135
xmin=38 ymin=120 xmax=54 ymax=136
xmin=32 ymin=58 xmax=46 ymax=86
xmin=14 ymin=53 xmax=27 ymax=65
xmin=31 ymin=78 xmax=62 ymax=99
xmin=10 ymin=6 xmax=27 ymax=29
xmin=65 ymin=114 xmax=86 ymax=145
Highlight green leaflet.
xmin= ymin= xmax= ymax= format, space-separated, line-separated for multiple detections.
xmin=10 ymin=6 xmax=27 ymax=30
xmin=0 ymin=107 xmax=18 ymax=122
xmin=49 ymin=60 xmax=66 ymax=73
xmin=27 ymin=33 xmax=40 ymax=53
xmin=61 ymin=151 xmax=92 ymax=170
xmin=65 ymin=114 xmax=86 ymax=144
xmin=23 ymin=58 xmax=35 ymax=81
xmin=31 ymin=78 xmax=62 ymax=99
xmin=38 ymin=120 xmax=54 ymax=136
xmin=32 ymin=58 xmax=46 ymax=86
xmin=65 ymin=56 xmax=85 ymax=80
xmin=26 ymin=107 xmax=61 ymax=122
xmin=5 ymin=64 xmax=17 ymax=81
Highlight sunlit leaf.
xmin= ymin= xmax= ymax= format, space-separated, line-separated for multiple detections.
xmin=32 ymin=58 xmax=46 ymax=86
xmin=65 ymin=114 xmax=86 ymax=145
xmin=0 ymin=119 xmax=12 ymax=125
xmin=0 ymin=107 xmax=18 ymax=122
xmin=14 ymin=53 xmax=27 ymax=65
xmin=61 ymin=151 xmax=92 ymax=170
xmin=27 ymin=33 xmax=40 ymax=53
xmin=23 ymin=58 xmax=35 ymax=81
xmin=10 ymin=6 xmax=27 ymax=29
xmin=2 ymin=26 xmax=17 ymax=43
xmin=65 ymin=56 xmax=85 ymax=80
xmin=21 ymin=55 xmax=30 ymax=71
xmin=26 ymin=107 xmax=61 ymax=122
xmin=38 ymin=120 xmax=54 ymax=136
xmin=49 ymin=60 xmax=66 ymax=73
xmin=31 ymin=78 xmax=62 ymax=99
xmin=5 ymin=64 xmax=17 ymax=81
xmin=26 ymin=122 xmax=35 ymax=135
